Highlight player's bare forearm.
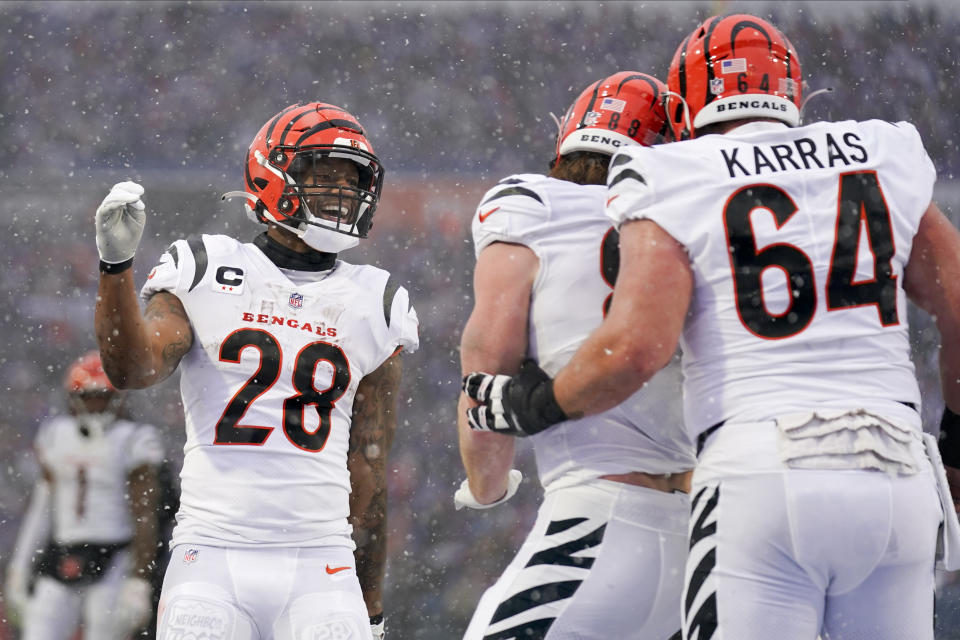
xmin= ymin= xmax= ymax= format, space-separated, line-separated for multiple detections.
xmin=554 ymin=220 xmax=692 ymax=417
xmin=95 ymin=273 xmax=192 ymax=388
xmin=127 ymin=464 xmax=160 ymax=577
xmin=348 ymin=353 xmax=401 ymax=616
xmin=458 ymin=393 xmax=516 ymax=503
xmin=458 ymin=242 xmax=533 ymax=502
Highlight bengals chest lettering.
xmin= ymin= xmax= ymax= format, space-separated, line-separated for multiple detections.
xmin=239 ymin=312 xmax=338 ymax=337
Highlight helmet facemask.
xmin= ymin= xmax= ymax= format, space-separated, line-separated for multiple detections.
xmin=248 ymin=144 xmax=383 ymax=253
xmin=68 ymin=390 xmax=122 ymax=438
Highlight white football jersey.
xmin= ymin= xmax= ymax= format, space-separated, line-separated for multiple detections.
xmin=142 ymin=234 xmax=419 ymax=548
xmin=605 ymin=120 xmax=936 ymax=438
xmin=35 ymin=415 xmax=164 ymax=545
xmin=473 ymin=174 xmax=695 ymax=489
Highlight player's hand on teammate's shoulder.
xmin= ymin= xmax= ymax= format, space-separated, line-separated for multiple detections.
xmin=95 ymin=181 xmax=146 ymax=267
xmin=462 ymin=359 xmax=567 ymax=437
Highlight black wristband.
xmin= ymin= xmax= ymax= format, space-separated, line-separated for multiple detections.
xmin=939 ymin=406 xmax=960 ymax=468
xmin=530 ymin=379 xmax=569 ymax=430
xmin=370 ymin=613 xmax=384 ymax=625
xmin=99 ymin=258 xmax=133 ymax=274
xmin=509 ymin=359 xmax=569 ymax=436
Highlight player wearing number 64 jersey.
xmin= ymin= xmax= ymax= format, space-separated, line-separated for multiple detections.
xmin=95 ymin=102 xmax=417 ymax=640
xmin=463 ymin=15 xmax=960 ymax=640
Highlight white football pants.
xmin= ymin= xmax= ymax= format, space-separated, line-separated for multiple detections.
xmin=684 ymin=420 xmax=942 ymax=640
xmin=464 ymin=478 xmax=690 ymax=640
xmin=157 ymin=544 xmax=369 ymax=640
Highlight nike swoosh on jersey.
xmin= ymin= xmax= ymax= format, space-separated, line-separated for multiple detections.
xmin=325 ymin=565 xmax=351 ymax=575
xmin=478 ymin=206 xmax=501 ymax=222
xmin=606 ymin=195 xmax=620 ymax=206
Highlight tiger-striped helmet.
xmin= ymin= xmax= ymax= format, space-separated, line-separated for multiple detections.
xmin=556 ymin=71 xmax=671 ymax=159
xmin=234 ymin=102 xmax=385 ymax=253
xmin=667 ymin=14 xmax=803 ymax=139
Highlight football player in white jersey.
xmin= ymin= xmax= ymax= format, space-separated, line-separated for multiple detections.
xmin=93 ymin=102 xmax=419 ymax=640
xmin=457 ymin=72 xmax=695 ymax=640
xmin=464 ymin=14 xmax=960 ymax=640
xmin=4 ymin=351 xmax=162 ymax=639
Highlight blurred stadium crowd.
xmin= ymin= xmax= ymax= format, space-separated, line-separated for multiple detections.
xmin=1 ymin=1 xmax=959 ymax=638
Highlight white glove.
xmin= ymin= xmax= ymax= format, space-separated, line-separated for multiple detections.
xmin=3 ymin=567 xmax=29 ymax=626
xmin=113 ymin=576 xmax=153 ymax=635
xmin=454 ymin=469 xmax=523 ymax=510
xmin=370 ymin=614 xmax=385 ymax=640
xmin=95 ymin=181 xmax=146 ymax=264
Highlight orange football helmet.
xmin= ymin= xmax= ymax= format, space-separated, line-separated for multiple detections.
xmin=64 ymin=351 xmax=122 ymax=435
xmin=555 ymin=71 xmax=671 ymax=160
xmin=667 ymin=14 xmax=803 ymax=139
xmin=64 ymin=351 xmax=116 ymax=395
xmin=226 ymin=102 xmax=385 ymax=253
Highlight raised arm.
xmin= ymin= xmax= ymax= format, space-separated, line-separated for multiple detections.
xmin=93 ymin=181 xmax=193 ymax=388
xmin=95 ymin=282 xmax=193 ymax=389
xmin=458 ymin=241 xmax=537 ymax=503
xmin=348 ymin=352 xmax=402 ymax=620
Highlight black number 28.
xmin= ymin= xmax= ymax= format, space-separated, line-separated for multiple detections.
xmin=214 ymin=329 xmax=351 ymax=451
xmin=725 ymin=171 xmax=898 ymax=340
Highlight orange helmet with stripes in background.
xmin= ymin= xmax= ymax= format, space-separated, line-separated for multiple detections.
xmin=667 ymin=14 xmax=803 ymax=140
xmin=555 ymin=71 xmax=672 ymax=160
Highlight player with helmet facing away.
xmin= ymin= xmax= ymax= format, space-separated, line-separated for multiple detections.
xmin=93 ymin=102 xmax=418 ymax=640
xmin=464 ymin=14 xmax=960 ymax=640
xmin=457 ymin=72 xmax=694 ymax=640
xmin=4 ymin=351 xmax=163 ymax=640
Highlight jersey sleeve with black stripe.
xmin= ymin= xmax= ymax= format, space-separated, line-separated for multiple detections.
xmin=141 ymin=234 xmax=210 ymax=301
xmin=471 ymin=173 xmax=553 ymax=255
xmin=604 ymin=148 xmax=660 ymax=230
xmin=380 ymin=275 xmax=419 ymax=359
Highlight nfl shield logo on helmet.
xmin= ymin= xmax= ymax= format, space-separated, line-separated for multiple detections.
xmin=710 ymin=78 xmax=725 ymax=95
xmin=584 ymin=111 xmax=602 ymax=126
xmin=289 ymin=293 xmax=304 ymax=309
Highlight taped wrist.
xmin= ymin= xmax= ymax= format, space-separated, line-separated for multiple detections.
xmin=99 ymin=258 xmax=133 ymax=274
xmin=939 ymin=406 xmax=960 ymax=468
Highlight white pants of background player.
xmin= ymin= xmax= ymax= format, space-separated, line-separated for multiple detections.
xmin=464 ymin=477 xmax=689 ymax=640
xmin=22 ymin=549 xmax=133 ymax=640
xmin=157 ymin=544 xmax=369 ymax=640
xmin=684 ymin=419 xmax=942 ymax=640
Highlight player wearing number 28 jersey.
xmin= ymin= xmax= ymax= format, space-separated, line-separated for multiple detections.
xmin=94 ymin=102 xmax=416 ymax=640
xmin=141 ymin=234 xmax=417 ymax=548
